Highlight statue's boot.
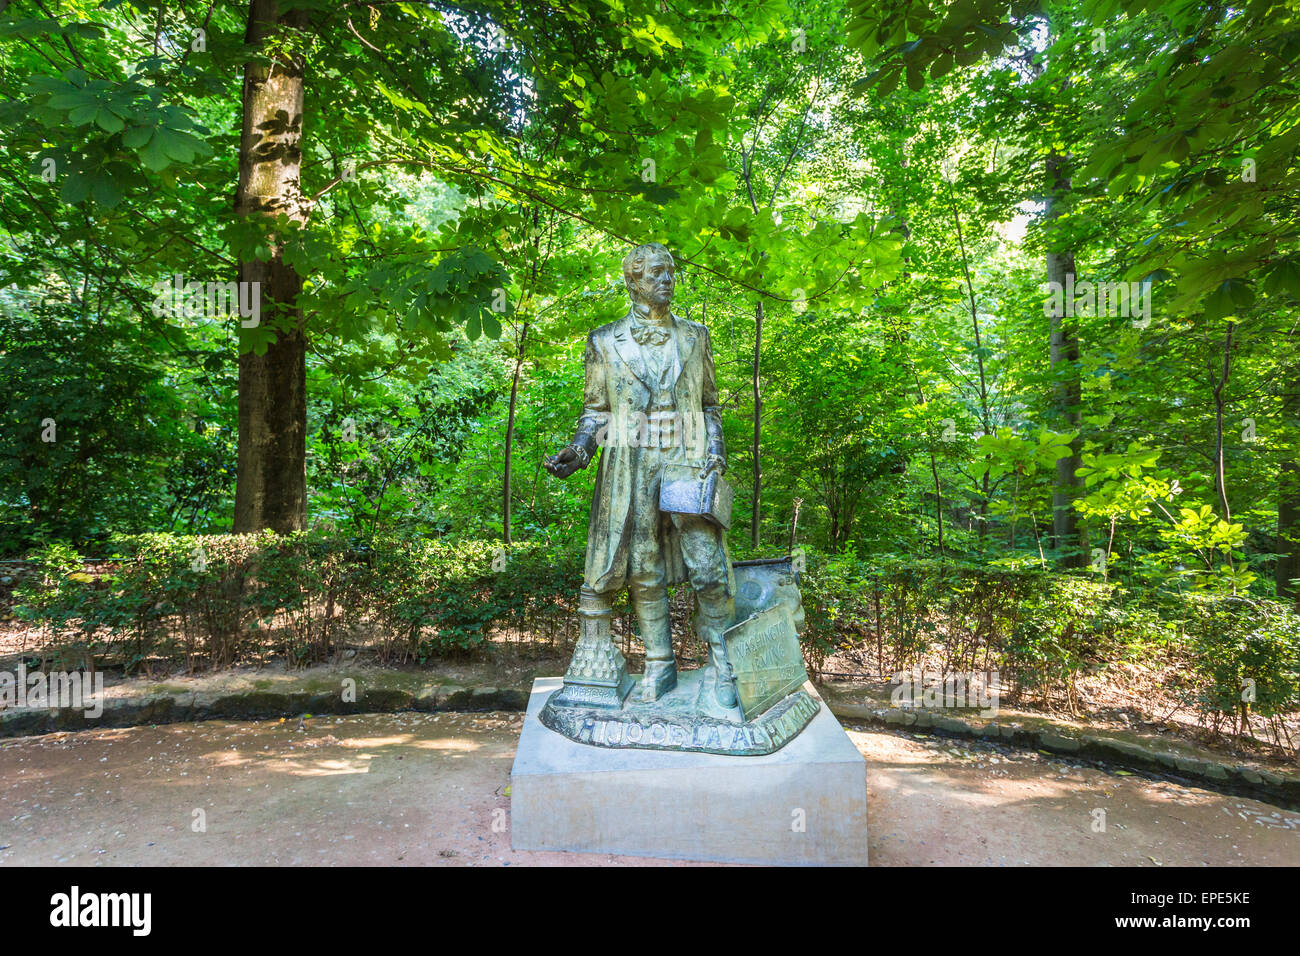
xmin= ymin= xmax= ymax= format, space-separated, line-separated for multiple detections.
xmin=697 ymin=595 xmax=738 ymax=709
xmin=634 ymin=587 xmax=676 ymax=702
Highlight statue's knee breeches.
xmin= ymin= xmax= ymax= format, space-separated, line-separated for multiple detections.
xmin=670 ymin=513 xmax=732 ymax=597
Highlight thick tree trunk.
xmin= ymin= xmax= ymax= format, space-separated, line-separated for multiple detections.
xmin=1045 ymin=149 xmax=1085 ymax=566
xmin=232 ymin=0 xmax=310 ymax=533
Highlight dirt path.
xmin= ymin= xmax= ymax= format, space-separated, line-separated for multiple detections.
xmin=0 ymin=714 xmax=1296 ymax=866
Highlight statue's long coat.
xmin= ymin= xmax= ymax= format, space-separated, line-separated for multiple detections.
xmin=570 ymin=310 xmax=726 ymax=594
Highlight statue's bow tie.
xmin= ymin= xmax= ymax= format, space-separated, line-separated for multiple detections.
xmin=631 ymin=323 xmax=672 ymax=347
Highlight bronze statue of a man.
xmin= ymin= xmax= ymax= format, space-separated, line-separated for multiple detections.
xmin=545 ymin=243 xmax=737 ymax=707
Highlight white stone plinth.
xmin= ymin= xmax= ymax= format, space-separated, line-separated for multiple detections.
xmin=510 ymin=677 xmax=868 ymax=865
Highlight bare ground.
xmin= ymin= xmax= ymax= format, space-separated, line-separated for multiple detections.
xmin=0 ymin=713 xmax=1296 ymax=867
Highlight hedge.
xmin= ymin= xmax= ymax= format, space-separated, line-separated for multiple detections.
xmin=12 ymin=535 xmax=1300 ymax=737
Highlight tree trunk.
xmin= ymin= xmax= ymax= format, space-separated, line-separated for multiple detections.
xmin=232 ymin=0 xmax=310 ymax=533
xmin=1279 ymin=460 xmax=1300 ymax=607
xmin=503 ymin=323 xmax=528 ymax=545
xmin=908 ymin=369 xmax=944 ymax=555
xmin=787 ymin=497 xmax=803 ymax=554
xmin=751 ymin=300 xmax=763 ymax=548
xmin=1045 ymin=149 xmax=1085 ymax=566
xmin=1212 ymin=320 xmax=1236 ymax=522
xmin=947 ymin=186 xmax=992 ymax=546
xmin=898 ymin=161 xmax=944 ymax=554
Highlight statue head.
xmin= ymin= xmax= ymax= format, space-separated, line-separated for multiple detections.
xmin=622 ymin=242 xmax=675 ymax=309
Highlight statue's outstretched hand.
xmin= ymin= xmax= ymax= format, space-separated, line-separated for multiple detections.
xmin=544 ymin=446 xmax=584 ymax=479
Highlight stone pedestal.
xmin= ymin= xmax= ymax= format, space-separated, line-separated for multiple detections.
xmin=510 ymin=676 xmax=869 ymax=865
xmin=550 ymin=586 xmax=633 ymax=709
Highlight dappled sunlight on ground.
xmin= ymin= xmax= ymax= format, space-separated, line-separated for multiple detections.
xmin=204 ymin=748 xmax=375 ymax=777
xmin=849 ymin=725 xmax=1300 ymax=866
xmin=1 ymin=713 xmax=1296 ymax=867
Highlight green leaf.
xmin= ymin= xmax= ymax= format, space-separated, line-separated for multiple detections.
xmin=121 ymin=125 xmax=152 ymax=149
xmin=1264 ymin=260 xmax=1300 ymax=298
xmin=138 ymin=136 xmax=171 ymax=171
xmin=68 ymin=102 xmax=98 ymax=125
xmin=155 ymin=128 xmax=197 ymax=163
xmin=91 ymin=176 xmax=123 ymax=208
xmin=95 ymin=108 xmax=124 ymax=134
xmin=58 ymin=174 xmax=90 ymax=204
xmin=929 ymin=53 xmax=953 ymax=79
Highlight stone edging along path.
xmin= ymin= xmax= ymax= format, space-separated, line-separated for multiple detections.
xmin=0 ymin=682 xmax=529 ymax=738
xmin=2 ymin=674 xmax=1297 ymax=811
xmin=827 ymin=698 xmax=1300 ymax=812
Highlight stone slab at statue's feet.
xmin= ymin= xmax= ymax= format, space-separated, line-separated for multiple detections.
xmin=539 ymin=667 xmax=816 ymax=756
xmin=513 ymin=676 xmax=869 ymax=865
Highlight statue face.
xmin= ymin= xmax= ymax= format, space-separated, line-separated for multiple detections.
xmin=630 ymin=251 xmax=675 ymax=307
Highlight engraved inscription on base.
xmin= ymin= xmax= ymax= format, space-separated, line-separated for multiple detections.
xmin=539 ymin=682 xmax=819 ymax=756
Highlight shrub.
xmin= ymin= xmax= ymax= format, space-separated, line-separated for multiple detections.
xmin=1180 ymin=594 xmax=1300 ymax=736
xmin=798 ymin=552 xmax=1169 ymax=709
xmin=12 ymin=534 xmax=1300 ymax=754
xmin=13 ymin=533 xmax=587 ymax=671
xmin=1006 ymin=577 xmax=1160 ymax=709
